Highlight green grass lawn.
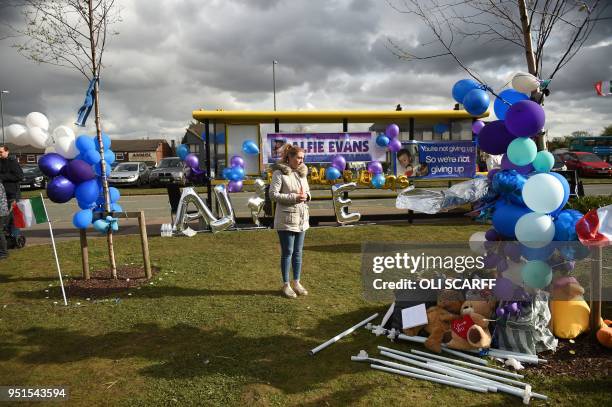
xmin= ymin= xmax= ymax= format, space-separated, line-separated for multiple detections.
xmin=0 ymin=225 xmax=610 ymax=406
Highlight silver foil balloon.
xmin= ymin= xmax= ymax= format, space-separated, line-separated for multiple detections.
xmin=332 ymin=182 xmax=361 ymax=225
xmin=247 ymin=179 xmax=266 ymax=226
xmin=172 ymin=187 xmax=235 ymax=235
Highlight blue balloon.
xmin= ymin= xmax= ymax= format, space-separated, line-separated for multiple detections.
xmin=492 ymin=200 xmax=531 ymax=238
xmin=376 ymin=134 xmax=390 ymax=147
xmin=494 ymin=89 xmax=529 ymax=120
xmin=492 ymin=170 xmax=526 ymax=196
xmin=104 ymin=150 xmax=116 ymax=165
xmin=222 ymin=167 xmax=232 ymax=180
xmin=452 ymin=79 xmax=481 ymax=104
xmin=520 ymin=243 xmax=554 ymax=261
xmin=111 ymin=203 xmax=123 ymax=212
xmin=75 ymin=179 xmax=99 ymax=204
xmin=77 ymin=199 xmax=96 ymax=210
xmin=94 ymin=161 xmax=112 ymax=177
xmin=109 ymin=187 xmax=121 ymax=203
xmin=521 ymin=260 xmax=552 ymax=289
xmin=228 ymin=166 xmax=244 ymax=181
xmin=463 ymin=89 xmax=490 ymax=116
xmin=371 ymin=173 xmax=386 ymax=189
xmin=326 ymin=167 xmax=341 ymax=181
xmin=242 ymin=140 xmax=259 ymax=155
xmin=548 ymin=172 xmax=570 ymax=216
xmin=84 ymin=149 xmax=102 ymax=165
xmin=95 ymin=133 xmax=112 ymax=152
xmin=177 ymin=144 xmax=190 ymax=160
xmin=72 ymin=209 xmax=93 ymax=229
xmin=76 ymin=135 xmax=96 ymax=153
xmin=39 ymin=153 xmax=68 ymax=178
xmin=434 ymin=123 xmax=449 ymax=134
xmin=46 ymin=176 xmax=75 ymax=203
xmin=553 ymin=209 xmax=583 ymax=241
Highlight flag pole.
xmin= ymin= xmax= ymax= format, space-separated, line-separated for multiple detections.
xmin=39 ymin=193 xmax=68 ymax=306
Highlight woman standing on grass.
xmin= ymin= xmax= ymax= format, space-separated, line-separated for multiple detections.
xmin=269 ymin=144 xmax=311 ymax=298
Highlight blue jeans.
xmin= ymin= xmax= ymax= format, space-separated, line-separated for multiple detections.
xmin=277 ymin=230 xmax=305 ymax=283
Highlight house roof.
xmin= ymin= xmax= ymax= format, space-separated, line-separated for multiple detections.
xmin=2 ymin=143 xmax=44 ymax=154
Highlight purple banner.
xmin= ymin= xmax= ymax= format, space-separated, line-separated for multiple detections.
xmin=266 ymin=132 xmax=386 ymax=164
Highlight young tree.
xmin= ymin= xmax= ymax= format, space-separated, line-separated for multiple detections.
xmin=602 ymin=124 xmax=612 ymax=137
xmin=9 ymin=0 xmax=121 ymax=278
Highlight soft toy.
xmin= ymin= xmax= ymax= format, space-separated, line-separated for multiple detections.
xmin=550 ymin=276 xmax=590 ymax=339
xmin=596 ymin=320 xmax=612 ymax=348
xmin=445 ymin=298 xmax=496 ymax=351
xmin=403 ymin=290 xmax=463 ymax=353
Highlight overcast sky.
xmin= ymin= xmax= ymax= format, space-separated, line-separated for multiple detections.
xmin=0 ymin=0 xmax=610 ymax=144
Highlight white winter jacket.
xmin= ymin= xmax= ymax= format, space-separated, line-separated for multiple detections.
xmin=269 ymin=162 xmax=311 ymax=232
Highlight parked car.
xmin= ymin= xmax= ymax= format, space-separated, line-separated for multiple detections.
xmin=108 ymin=162 xmax=150 ymax=186
xmin=149 ymin=157 xmax=186 ymax=186
xmin=560 ymin=152 xmax=612 ymax=177
xmin=552 ymin=154 xmax=567 ymax=171
xmin=20 ymin=165 xmax=47 ymax=190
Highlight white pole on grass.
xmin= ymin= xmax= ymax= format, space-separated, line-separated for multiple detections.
xmin=411 ymin=349 xmax=524 ymax=379
xmin=371 ymin=364 xmax=488 ymax=393
xmin=309 ymin=313 xmax=378 ymax=355
xmin=40 ymin=193 xmax=68 ymax=306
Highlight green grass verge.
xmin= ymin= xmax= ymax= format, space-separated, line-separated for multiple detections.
xmin=1 ymin=225 xmax=610 ymax=406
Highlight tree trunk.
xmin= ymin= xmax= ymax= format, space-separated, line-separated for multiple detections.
xmin=88 ymin=0 xmax=117 ymax=278
xmin=518 ymin=0 xmax=546 ymax=150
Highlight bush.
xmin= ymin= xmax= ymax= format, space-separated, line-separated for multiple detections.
xmin=566 ymin=195 xmax=612 ymax=214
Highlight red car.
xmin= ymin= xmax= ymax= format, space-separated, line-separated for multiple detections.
xmin=561 ymin=152 xmax=612 ymax=177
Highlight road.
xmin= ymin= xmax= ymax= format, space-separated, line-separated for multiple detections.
xmin=16 ymin=182 xmax=611 ymax=244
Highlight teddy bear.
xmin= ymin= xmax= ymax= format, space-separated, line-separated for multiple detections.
xmin=445 ymin=298 xmax=496 ymax=351
xmin=403 ymin=290 xmax=463 ymax=353
xmin=550 ymin=276 xmax=591 ymax=339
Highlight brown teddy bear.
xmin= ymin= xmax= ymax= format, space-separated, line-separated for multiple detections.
xmin=445 ymin=298 xmax=496 ymax=351
xmin=403 ymin=290 xmax=463 ymax=353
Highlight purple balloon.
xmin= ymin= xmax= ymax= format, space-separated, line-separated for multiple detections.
xmin=505 ymin=100 xmax=545 ymax=137
xmin=184 ymin=153 xmax=199 ymax=169
xmin=494 ymin=277 xmax=516 ymax=300
xmin=230 ymin=155 xmax=244 ymax=168
xmin=487 ymin=168 xmax=500 ymax=182
xmin=478 ymin=120 xmax=517 ymax=155
xmin=385 ymin=124 xmax=400 ymax=139
xmin=388 ymin=138 xmax=402 ymax=153
xmin=496 ymin=307 xmax=506 ymax=318
xmin=483 ymin=252 xmax=502 ymax=269
xmin=501 ymin=154 xmax=533 ymax=174
xmin=496 ymin=258 xmax=508 ymax=273
xmin=47 ymin=176 xmax=75 ymax=203
xmin=38 ymin=153 xmax=68 ymax=178
xmin=485 ymin=228 xmax=499 ymax=241
xmin=472 ymin=120 xmax=486 ymax=135
xmin=331 ymin=155 xmax=346 ymax=171
xmin=367 ymin=161 xmax=383 ymax=174
xmin=227 ymin=180 xmax=243 ymax=192
xmin=65 ymin=159 xmax=95 ymax=184
xmin=504 ymin=243 xmax=522 ymax=262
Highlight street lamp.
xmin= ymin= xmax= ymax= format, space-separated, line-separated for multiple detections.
xmin=272 ymin=60 xmax=278 ymax=111
xmin=0 ymin=90 xmax=8 ymax=145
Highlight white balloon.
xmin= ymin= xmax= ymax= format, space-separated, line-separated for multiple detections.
xmin=6 ymin=124 xmax=28 ymax=145
xmin=512 ymin=72 xmax=540 ymax=94
xmin=52 ymin=125 xmax=76 ymax=141
xmin=27 ymin=126 xmax=49 ymax=149
xmin=468 ymin=231 xmax=487 ymax=255
xmin=522 ymin=173 xmax=565 ymax=213
xmin=44 ymin=146 xmax=56 ymax=154
xmin=515 ymin=212 xmax=555 ymax=248
xmin=55 ymin=135 xmax=78 ymax=159
xmin=25 ymin=112 xmax=50 ymax=131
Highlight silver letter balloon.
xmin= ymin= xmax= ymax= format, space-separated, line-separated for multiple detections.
xmin=331 ymin=183 xmax=361 ymax=225
xmin=247 ymin=179 xmax=267 ymax=226
xmin=172 ymin=186 xmax=235 ymax=236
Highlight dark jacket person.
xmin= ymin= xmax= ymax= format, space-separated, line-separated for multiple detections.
xmin=0 ymin=145 xmax=23 ymax=202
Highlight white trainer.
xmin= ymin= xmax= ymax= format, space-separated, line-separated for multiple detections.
xmin=291 ymin=281 xmax=309 ymax=296
xmin=282 ymin=284 xmax=297 ymax=298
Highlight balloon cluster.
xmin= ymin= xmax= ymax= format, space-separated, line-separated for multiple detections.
xmin=466 ymin=72 xmax=587 ymax=293
xmin=325 ymin=155 xmax=346 ymax=182
xmin=38 ymin=131 xmax=122 ymax=232
xmin=452 ymin=79 xmax=490 ymax=116
xmin=367 ymin=123 xmax=402 ymax=189
xmin=176 ymin=144 xmax=207 ymax=184
xmin=219 ymin=139 xmax=259 ymax=192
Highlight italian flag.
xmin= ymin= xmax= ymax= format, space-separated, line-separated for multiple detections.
xmin=594 ymin=81 xmax=611 ymax=96
xmin=12 ymin=197 xmax=48 ymax=228
xmin=576 ymin=204 xmax=612 ymax=246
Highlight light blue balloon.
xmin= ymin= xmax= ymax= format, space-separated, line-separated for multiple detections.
xmin=109 ymin=187 xmax=120 ymax=203
xmin=242 ymin=140 xmax=260 ymax=155
xmin=371 ymin=174 xmax=386 ymax=189
xmin=326 ymin=167 xmax=341 ymax=181
xmin=95 ymin=133 xmax=112 ymax=152
xmin=507 ymin=137 xmax=537 ymax=166
xmin=76 ymin=135 xmax=96 ymax=153
xmin=376 ymin=134 xmax=390 ymax=147
xmin=104 ymin=149 xmax=115 ymax=165
xmin=463 ymin=89 xmax=490 ymax=116
xmin=84 ymin=149 xmax=101 ymax=165
xmin=111 ymin=203 xmax=123 ymax=212
xmin=177 ymin=144 xmax=190 ymax=160
xmin=72 ymin=209 xmax=93 ymax=229
xmin=521 ymin=260 xmax=552 ymax=289
xmin=228 ymin=166 xmax=244 ymax=181
xmin=532 ymin=151 xmax=554 ymax=172
xmin=93 ymin=219 xmax=108 ymax=233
